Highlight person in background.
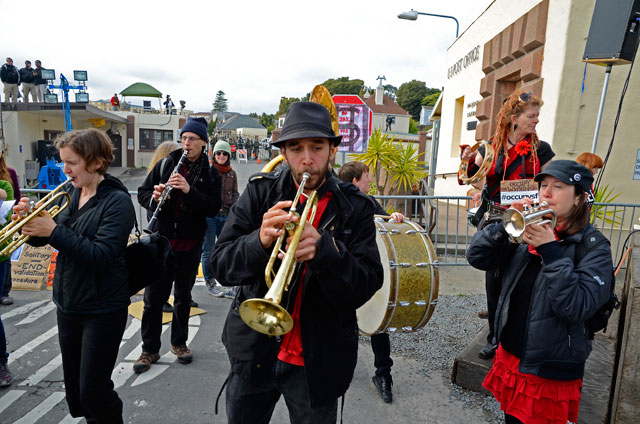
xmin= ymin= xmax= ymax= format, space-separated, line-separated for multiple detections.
xmin=201 ymin=139 xmax=239 ymax=299
xmin=19 ymin=60 xmax=37 ymax=103
xmin=33 ymin=60 xmax=47 ymax=102
xmin=460 ymin=91 xmax=554 ymax=360
xmin=576 ymin=152 xmax=604 ymax=208
xmin=135 ymin=117 xmax=221 ymax=373
xmin=110 ymin=93 xmax=120 ymax=111
xmin=0 ymin=151 xmax=20 ymax=306
xmin=338 ymin=160 xmax=402 ymax=404
xmin=210 ymin=102 xmax=383 ymax=423
xmin=15 ymin=128 xmax=135 ymax=422
xmin=1 ymin=58 xmax=20 ymax=103
xmin=163 ymin=95 xmax=174 ymax=115
xmin=0 ymin=178 xmax=14 ymax=387
xmin=145 ymin=141 xmax=195 ymax=313
xmin=467 ymin=160 xmax=613 ymax=424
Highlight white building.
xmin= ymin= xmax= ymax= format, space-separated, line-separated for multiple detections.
xmin=434 ymin=0 xmax=640 ymax=205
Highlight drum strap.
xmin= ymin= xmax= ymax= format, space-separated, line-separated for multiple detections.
xmin=214 ymin=374 xmax=229 ymax=415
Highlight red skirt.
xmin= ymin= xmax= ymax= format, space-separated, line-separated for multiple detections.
xmin=483 ymin=345 xmax=582 ymax=424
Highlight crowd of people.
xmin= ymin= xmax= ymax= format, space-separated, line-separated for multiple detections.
xmin=1 ymin=57 xmax=49 ymax=103
xmin=0 ymin=93 xmax=617 ymax=424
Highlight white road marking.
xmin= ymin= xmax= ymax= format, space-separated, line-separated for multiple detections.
xmin=1 ymin=300 xmax=49 ymax=320
xmin=10 ymin=326 xmax=58 ymax=362
xmin=0 ymin=390 xmax=26 ymax=414
xmin=124 ymin=324 xmax=169 ymax=361
xmin=58 ymin=415 xmax=82 ymax=423
xmin=16 ymin=301 xmax=57 ymax=325
xmin=122 ymin=318 xmax=141 ymax=340
xmin=131 ymin=364 xmax=170 ymax=387
xmin=112 ymin=362 xmax=135 ymax=389
xmin=13 ymin=391 xmax=66 ymax=424
xmin=19 ymin=354 xmax=62 ymax=387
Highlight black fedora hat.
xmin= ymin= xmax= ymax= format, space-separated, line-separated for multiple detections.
xmin=271 ymin=102 xmax=342 ymax=147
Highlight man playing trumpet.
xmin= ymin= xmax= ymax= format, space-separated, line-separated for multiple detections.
xmin=210 ymin=102 xmax=383 ymax=423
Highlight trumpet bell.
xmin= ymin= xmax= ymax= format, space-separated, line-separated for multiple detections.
xmin=503 ymin=209 xmax=526 ymax=238
xmin=239 ymin=299 xmax=294 ymax=336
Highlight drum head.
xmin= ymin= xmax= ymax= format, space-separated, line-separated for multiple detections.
xmin=356 ymin=225 xmax=393 ymax=335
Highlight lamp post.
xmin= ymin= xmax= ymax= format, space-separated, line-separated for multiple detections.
xmin=397 ymin=9 xmax=459 ymax=38
xmin=398 ymin=9 xmax=459 ymax=191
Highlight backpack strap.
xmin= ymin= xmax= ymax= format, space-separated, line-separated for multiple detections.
xmin=574 ymin=226 xmax=608 ymax=264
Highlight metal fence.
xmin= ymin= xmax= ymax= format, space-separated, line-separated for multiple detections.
xmin=374 ymin=194 xmax=640 ymax=267
xmin=20 ymin=189 xmax=639 ymax=268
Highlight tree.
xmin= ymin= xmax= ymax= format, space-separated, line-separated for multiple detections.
xmin=249 ymin=112 xmax=259 ymax=118
xmin=212 ymin=90 xmax=228 ymax=112
xmin=276 ymin=96 xmax=301 ymax=118
xmin=383 ymin=84 xmax=398 ymax=101
xmin=396 ymin=80 xmax=429 ymax=121
xmin=408 ymin=118 xmax=419 ymax=134
xmin=207 ymin=120 xmax=216 ymax=136
xmin=421 ymin=91 xmax=441 ymax=106
xmin=321 ymin=77 xmax=365 ymax=95
xmin=259 ymin=113 xmax=275 ymax=129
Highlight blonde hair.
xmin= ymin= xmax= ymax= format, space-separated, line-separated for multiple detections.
xmin=492 ymin=91 xmax=543 ymax=174
xmin=148 ymin=141 xmax=181 ymax=173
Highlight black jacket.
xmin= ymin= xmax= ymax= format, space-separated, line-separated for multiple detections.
xmin=19 ymin=67 xmax=35 ymax=84
xmin=29 ymin=175 xmax=135 ymax=314
xmin=138 ymin=148 xmax=222 ymax=240
xmin=466 ymin=222 xmax=613 ymax=380
xmin=33 ymin=67 xmax=47 ymax=85
xmin=0 ymin=64 xmax=20 ymax=84
xmin=210 ymin=168 xmax=383 ymax=407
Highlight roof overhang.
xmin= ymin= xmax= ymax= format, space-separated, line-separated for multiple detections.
xmin=0 ymin=102 xmax=127 ymax=123
xmin=429 ymin=91 xmax=443 ymax=122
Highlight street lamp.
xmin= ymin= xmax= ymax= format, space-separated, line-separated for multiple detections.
xmin=398 ymin=9 xmax=460 ymax=191
xmin=397 ymin=9 xmax=459 ymax=38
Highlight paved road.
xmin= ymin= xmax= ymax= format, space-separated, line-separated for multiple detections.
xmin=0 ymin=160 xmax=495 ymax=423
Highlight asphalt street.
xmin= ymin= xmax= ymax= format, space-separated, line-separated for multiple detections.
xmin=0 ymin=158 xmax=494 ymax=423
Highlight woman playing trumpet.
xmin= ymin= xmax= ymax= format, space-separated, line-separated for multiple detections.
xmin=460 ymin=91 xmax=555 ymax=359
xmin=466 ymin=160 xmax=613 ymax=424
xmin=14 ymin=129 xmax=135 ymax=423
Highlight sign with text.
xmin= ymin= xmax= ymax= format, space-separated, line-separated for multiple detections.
xmin=11 ymin=244 xmax=53 ymax=291
xmin=634 ymin=149 xmax=640 ymax=180
xmin=332 ymin=95 xmax=372 ymax=153
xmin=500 ymin=179 xmax=539 ymax=205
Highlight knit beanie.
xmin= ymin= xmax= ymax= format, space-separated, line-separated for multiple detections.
xmin=180 ymin=117 xmax=208 ymax=142
xmin=213 ymin=140 xmax=231 ymax=155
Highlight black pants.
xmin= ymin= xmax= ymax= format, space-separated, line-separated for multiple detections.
xmin=504 ymin=413 xmax=523 ymax=423
xmin=57 ymin=308 xmax=127 ymax=423
xmin=485 ymin=267 xmax=502 ymax=344
xmin=1 ymin=262 xmax=11 ymax=297
xmin=141 ymin=245 xmax=201 ymax=353
xmin=371 ymin=332 xmax=393 ymax=376
xmin=226 ymin=360 xmax=337 ymax=424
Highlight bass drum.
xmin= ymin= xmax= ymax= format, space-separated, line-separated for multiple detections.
xmin=356 ymin=218 xmax=439 ymax=335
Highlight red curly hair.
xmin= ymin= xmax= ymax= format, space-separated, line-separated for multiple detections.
xmin=492 ymin=91 xmax=543 ymax=178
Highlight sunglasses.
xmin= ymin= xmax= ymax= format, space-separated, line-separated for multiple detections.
xmin=503 ymin=91 xmax=533 ymax=104
xmin=215 ymin=151 xmax=229 ymax=156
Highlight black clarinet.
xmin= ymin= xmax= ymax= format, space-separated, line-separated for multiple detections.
xmin=145 ymin=149 xmax=189 ymax=233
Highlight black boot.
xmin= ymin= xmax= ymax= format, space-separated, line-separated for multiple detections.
xmin=372 ymin=374 xmax=393 ymax=403
xmin=478 ymin=343 xmax=497 ymax=360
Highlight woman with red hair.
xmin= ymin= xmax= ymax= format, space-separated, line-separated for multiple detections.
xmin=461 ymin=91 xmax=555 ymax=359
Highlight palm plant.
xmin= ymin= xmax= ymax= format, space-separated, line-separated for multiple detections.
xmin=349 ymin=129 xmax=427 ymax=197
xmin=591 ymin=184 xmax=622 ymax=228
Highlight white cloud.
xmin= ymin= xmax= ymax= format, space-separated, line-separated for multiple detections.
xmin=0 ymin=0 xmax=492 ymax=113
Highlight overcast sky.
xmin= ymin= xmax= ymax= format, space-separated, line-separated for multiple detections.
xmin=1 ymin=0 xmax=493 ymax=114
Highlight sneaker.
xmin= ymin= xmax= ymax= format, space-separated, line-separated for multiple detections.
xmin=0 ymin=363 xmax=13 ymax=387
xmin=205 ymin=279 xmax=215 ymax=290
xmin=171 ymin=345 xmax=193 ymax=364
xmin=222 ymin=287 xmax=237 ymax=299
xmin=372 ymin=374 xmax=393 ymax=403
xmin=162 ymin=302 xmax=173 ymax=313
xmin=0 ymin=297 xmax=13 ymax=306
xmin=207 ymin=285 xmax=226 ymax=298
xmin=133 ymin=352 xmax=160 ymax=373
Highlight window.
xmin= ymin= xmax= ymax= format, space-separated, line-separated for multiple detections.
xmin=450 ymin=96 xmax=464 ymax=158
xmin=139 ymin=129 xmax=174 ymax=150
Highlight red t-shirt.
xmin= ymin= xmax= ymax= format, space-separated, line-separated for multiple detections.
xmin=277 ymin=191 xmax=333 ymax=366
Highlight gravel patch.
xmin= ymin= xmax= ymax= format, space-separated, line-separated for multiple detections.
xmin=362 ymin=294 xmax=503 ymax=423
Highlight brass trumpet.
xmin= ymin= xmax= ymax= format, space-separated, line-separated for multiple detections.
xmin=239 ymin=172 xmax=318 ymax=336
xmin=0 ymin=183 xmax=71 ymax=256
xmin=502 ymin=201 xmax=557 ymax=244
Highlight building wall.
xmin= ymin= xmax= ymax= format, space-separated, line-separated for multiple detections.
xmin=236 ymin=127 xmax=268 ymax=139
xmin=371 ymin=114 xmax=410 ymax=133
xmin=123 ymin=113 xmax=183 ymax=169
xmin=2 ymin=111 xmax=126 ymax=187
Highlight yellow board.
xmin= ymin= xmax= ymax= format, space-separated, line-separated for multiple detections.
xmin=197 ymin=264 xmax=203 ymax=278
xmin=128 ymin=296 xmax=206 ymax=324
